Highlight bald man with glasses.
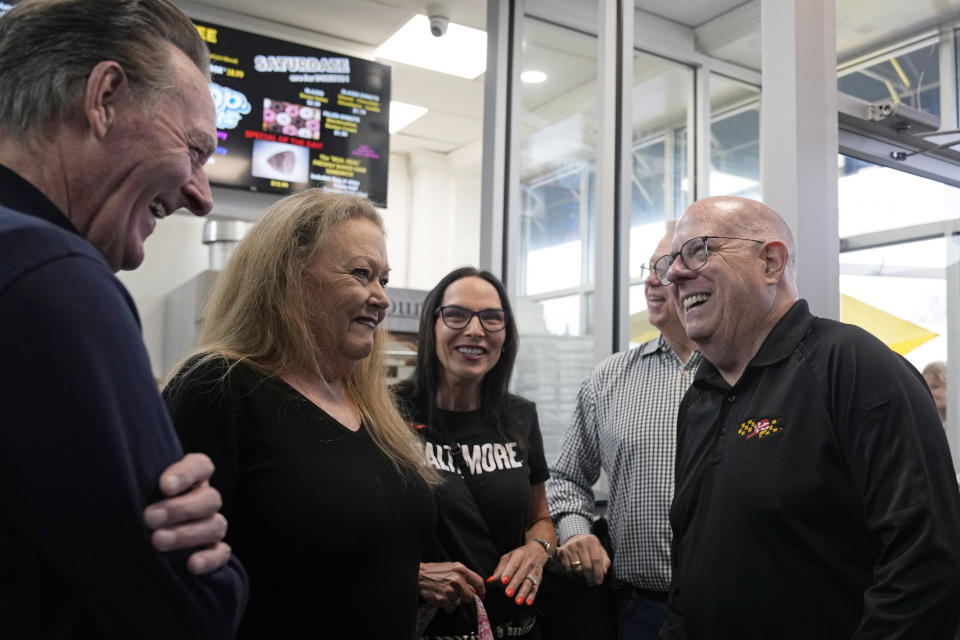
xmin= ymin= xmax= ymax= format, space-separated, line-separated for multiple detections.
xmin=661 ymin=196 xmax=960 ymax=639
xmin=547 ymin=229 xmax=700 ymax=640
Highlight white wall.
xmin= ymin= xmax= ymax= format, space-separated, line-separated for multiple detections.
xmin=116 ymin=214 xmax=209 ymax=380
xmin=120 ymin=149 xmax=482 ymax=379
xmin=380 ymin=147 xmax=482 ymax=289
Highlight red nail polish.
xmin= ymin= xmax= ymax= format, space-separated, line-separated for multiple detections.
xmin=501 ymin=576 xmax=510 ymax=585
xmin=506 ymin=588 xmax=513 ymax=597
xmin=526 ymin=598 xmax=534 ymax=606
xmin=515 ymin=596 xmax=523 ymax=606
xmin=486 ymin=576 xmax=495 ymax=583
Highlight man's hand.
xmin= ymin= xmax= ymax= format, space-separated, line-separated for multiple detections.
xmin=557 ymin=533 xmax=610 ymax=586
xmin=143 ymin=453 xmax=230 ymax=575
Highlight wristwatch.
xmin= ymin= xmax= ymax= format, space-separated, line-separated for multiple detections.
xmin=532 ymin=537 xmax=554 ymax=558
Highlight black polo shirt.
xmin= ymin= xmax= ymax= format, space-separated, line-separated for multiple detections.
xmin=664 ymin=300 xmax=960 ymax=639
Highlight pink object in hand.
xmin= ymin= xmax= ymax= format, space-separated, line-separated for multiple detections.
xmin=474 ymin=595 xmax=493 ymax=640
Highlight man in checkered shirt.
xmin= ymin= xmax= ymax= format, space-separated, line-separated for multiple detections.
xmin=547 ymin=228 xmax=700 ymax=639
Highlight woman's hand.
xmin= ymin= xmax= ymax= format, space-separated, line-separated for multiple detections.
xmin=419 ymin=562 xmax=486 ymax=613
xmin=487 ymin=540 xmax=549 ymax=608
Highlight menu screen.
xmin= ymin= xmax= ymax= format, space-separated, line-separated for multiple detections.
xmin=0 ymin=7 xmax=390 ymax=202
xmin=196 ymin=20 xmax=391 ymax=204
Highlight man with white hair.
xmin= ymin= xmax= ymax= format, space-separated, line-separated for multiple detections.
xmin=548 ymin=229 xmax=700 ymax=639
xmin=659 ymin=196 xmax=960 ymax=638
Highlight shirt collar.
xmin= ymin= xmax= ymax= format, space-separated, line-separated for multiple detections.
xmin=0 ymin=163 xmax=81 ymax=237
xmin=749 ymin=299 xmax=815 ymax=366
xmin=639 ymin=335 xmax=665 ymax=357
xmin=694 ymin=299 xmax=814 ymax=390
xmin=641 ymin=333 xmax=703 ymax=368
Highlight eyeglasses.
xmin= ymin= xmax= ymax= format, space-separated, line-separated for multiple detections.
xmin=652 ymin=235 xmax=765 ymax=285
xmin=435 ymin=305 xmax=508 ymax=332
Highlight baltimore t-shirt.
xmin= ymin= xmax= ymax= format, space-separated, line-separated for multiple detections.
xmin=402 ymin=394 xmax=549 ymax=634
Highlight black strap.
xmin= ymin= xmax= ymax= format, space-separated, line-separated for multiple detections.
xmin=426 ymin=418 xmax=532 ymax=562
xmin=429 ymin=420 xmax=489 ymax=525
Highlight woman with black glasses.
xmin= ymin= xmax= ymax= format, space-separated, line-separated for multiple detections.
xmin=394 ymin=267 xmax=556 ymax=640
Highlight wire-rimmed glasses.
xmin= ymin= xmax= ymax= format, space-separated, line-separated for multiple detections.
xmin=652 ymin=235 xmax=765 ymax=285
xmin=435 ymin=305 xmax=508 ymax=332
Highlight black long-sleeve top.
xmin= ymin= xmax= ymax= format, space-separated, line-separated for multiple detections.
xmin=664 ymin=299 xmax=960 ymax=639
xmin=0 ymin=164 xmax=248 ymax=638
xmin=165 ymin=357 xmax=437 ymax=638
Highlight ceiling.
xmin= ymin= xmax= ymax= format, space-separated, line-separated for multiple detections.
xmin=177 ymin=0 xmax=960 ymax=169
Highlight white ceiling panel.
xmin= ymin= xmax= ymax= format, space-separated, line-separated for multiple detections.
xmin=390 ymin=132 xmax=459 ymax=154
xmin=192 ymin=0 xmax=420 ymax=46
xmin=836 ymin=0 xmax=960 ymax=60
xmin=399 ymin=109 xmax=482 ymax=146
xmin=389 ymin=62 xmax=485 ymax=119
xmin=635 ymin=0 xmax=754 ymax=28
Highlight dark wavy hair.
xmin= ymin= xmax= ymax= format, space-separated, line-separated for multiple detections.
xmin=394 ymin=267 xmax=522 ymax=446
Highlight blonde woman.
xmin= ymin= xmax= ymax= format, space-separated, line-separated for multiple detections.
xmin=164 ymin=190 xmax=437 ymax=638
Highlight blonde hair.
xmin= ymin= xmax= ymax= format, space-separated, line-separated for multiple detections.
xmin=171 ymin=189 xmax=437 ymax=485
xmin=923 ymin=361 xmax=946 ymax=387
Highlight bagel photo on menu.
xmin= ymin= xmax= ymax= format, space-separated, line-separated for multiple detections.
xmin=250 ymin=139 xmax=309 ymax=183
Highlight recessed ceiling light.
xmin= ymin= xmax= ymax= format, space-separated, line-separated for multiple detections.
xmin=521 ymin=70 xmax=547 ymax=84
xmin=375 ymin=14 xmax=486 ymax=79
xmin=389 ymin=101 xmax=428 ymax=134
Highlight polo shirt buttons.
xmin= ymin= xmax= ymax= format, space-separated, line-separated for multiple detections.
xmin=727 ymin=394 xmax=736 ymax=402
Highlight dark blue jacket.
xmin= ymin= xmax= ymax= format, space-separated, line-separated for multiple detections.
xmin=0 ymin=164 xmax=247 ymax=638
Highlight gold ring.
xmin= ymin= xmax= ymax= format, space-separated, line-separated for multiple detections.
xmin=571 ymin=560 xmax=582 ymax=568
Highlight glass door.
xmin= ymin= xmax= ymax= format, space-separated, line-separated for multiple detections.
xmin=839 ymin=154 xmax=960 ymax=468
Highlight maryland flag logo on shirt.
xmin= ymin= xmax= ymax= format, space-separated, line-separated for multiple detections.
xmin=737 ymin=417 xmax=783 ymax=440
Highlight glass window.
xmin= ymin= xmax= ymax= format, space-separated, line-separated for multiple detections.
xmin=840 ymin=238 xmax=947 ymax=370
xmin=838 ymin=38 xmax=940 ymax=118
xmin=839 ymin=155 xmax=960 ymax=236
xmin=537 ymin=295 xmax=581 ymax=335
xmin=709 ymin=74 xmax=760 ymax=199
xmin=511 ymin=16 xmax=598 ymax=462
xmin=838 ymin=156 xmax=958 ymax=372
xmin=521 ymin=167 xmax=590 ymax=295
xmin=627 ymin=52 xmax=694 ymax=346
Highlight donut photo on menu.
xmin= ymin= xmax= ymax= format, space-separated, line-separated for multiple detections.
xmin=262 ymin=97 xmax=321 ymax=140
xmin=251 ymin=139 xmax=309 ymax=183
